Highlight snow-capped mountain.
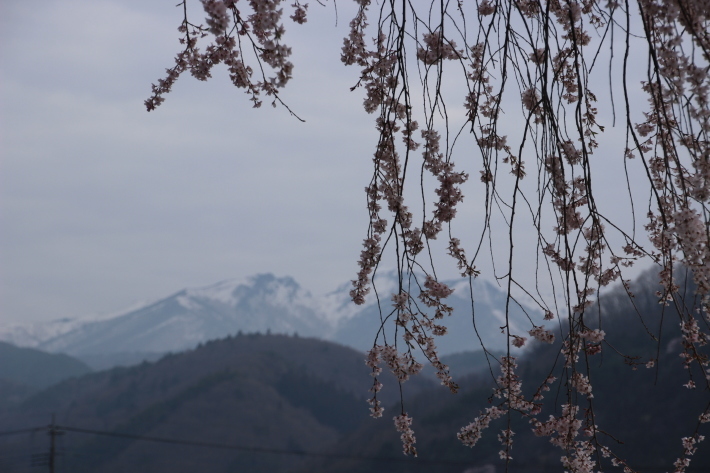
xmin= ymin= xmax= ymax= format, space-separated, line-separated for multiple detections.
xmin=328 ymin=273 xmax=533 ymax=354
xmin=3 ymin=272 xmax=541 ymax=360
xmin=36 ymin=274 xmax=332 ymax=356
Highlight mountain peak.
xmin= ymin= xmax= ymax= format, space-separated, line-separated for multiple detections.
xmin=34 ymin=273 xmax=329 ymax=356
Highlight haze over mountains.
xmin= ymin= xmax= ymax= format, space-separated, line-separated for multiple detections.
xmin=0 ymin=272 xmax=537 ymax=368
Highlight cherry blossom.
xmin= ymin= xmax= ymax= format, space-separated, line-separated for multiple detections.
xmin=149 ymin=0 xmax=710 ymax=468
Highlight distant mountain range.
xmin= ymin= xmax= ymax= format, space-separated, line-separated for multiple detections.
xmin=0 ymin=272 xmax=538 ymax=366
xmin=1 ymin=270 xmax=707 ymax=473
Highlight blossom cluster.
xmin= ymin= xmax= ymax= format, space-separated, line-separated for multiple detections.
xmin=393 ymin=414 xmax=417 ymax=456
xmin=458 ymin=405 xmax=506 ymax=447
xmin=146 ymin=0 xmax=307 ymax=111
xmin=672 ymin=434 xmax=706 ymax=473
xmin=416 ymin=32 xmax=462 ymax=65
xmin=528 ymin=325 xmax=555 ymax=344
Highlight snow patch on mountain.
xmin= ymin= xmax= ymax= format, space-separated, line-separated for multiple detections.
xmin=0 ymin=318 xmax=84 ymax=348
xmin=184 ymin=278 xmax=247 ymax=306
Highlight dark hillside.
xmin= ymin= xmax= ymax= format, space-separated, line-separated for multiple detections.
xmin=0 ymin=341 xmax=91 ymax=390
xmin=0 ymin=341 xmax=92 ymax=410
xmin=0 ymin=333 xmax=434 ymax=473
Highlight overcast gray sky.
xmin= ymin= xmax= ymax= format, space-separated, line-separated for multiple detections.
xmin=1 ymin=0 xmax=655 ymax=325
xmin=1 ymin=0 xmax=386 ymax=323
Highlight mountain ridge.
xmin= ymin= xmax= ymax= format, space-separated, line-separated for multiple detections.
xmin=1 ymin=272 xmax=539 ymax=361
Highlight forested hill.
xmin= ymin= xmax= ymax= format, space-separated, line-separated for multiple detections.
xmin=0 ymin=333 xmax=435 ymax=473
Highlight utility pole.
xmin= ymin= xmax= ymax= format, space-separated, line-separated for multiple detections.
xmin=47 ymin=414 xmax=63 ymax=473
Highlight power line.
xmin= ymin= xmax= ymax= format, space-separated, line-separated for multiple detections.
xmin=0 ymin=423 xmax=488 ymax=467
xmin=0 ymin=427 xmax=45 ymax=437
xmin=1 ymin=423 xmax=709 ymax=472
xmin=57 ymin=424 xmax=470 ymax=466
